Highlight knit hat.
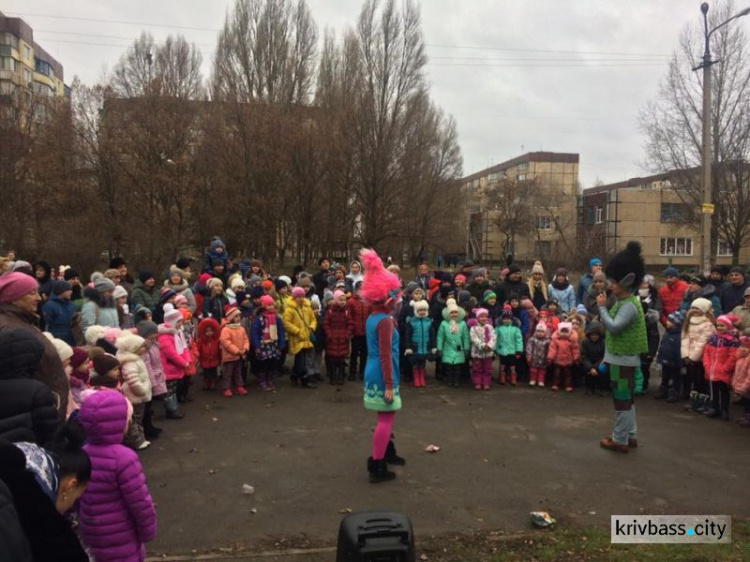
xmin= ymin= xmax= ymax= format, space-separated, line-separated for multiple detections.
xmin=531 ymin=261 xmax=545 ymax=275
xmin=558 ymin=322 xmax=572 ymax=333
xmin=716 ymin=314 xmax=739 ymax=329
xmin=176 ymin=257 xmax=192 ymax=270
xmin=136 ymin=320 xmax=158 ymax=338
xmin=745 ymin=286 xmax=750 ymax=297
xmin=169 ymin=266 xmax=186 ymax=282
xmin=589 ymin=258 xmax=602 ymax=267
xmin=730 ymin=266 xmax=746 ymax=276
xmin=274 ymin=278 xmax=287 ymax=292
xmin=585 ymin=321 xmax=604 ymax=336
xmin=174 ymin=294 xmax=188 ymax=307
xmin=207 ymin=278 xmax=223 ymax=291
xmin=249 ymin=274 xmax=262 ymax=286
xmin=91 ymin=272 xmax=116 ymax=294
xmin=690 ymin=297 xmax=712 ymax=314
xmin=535 ymin=321 xmax=548 ymax=333
xmin=261 ymin=279 xmax=274 ymax=290
xmin=70 ymin=347 xmax=89 ymax=370
xmin=291 ymin=287 xmax=306 ymax=298
xmin=259 ymin=295 xmax=275 ymax=307
xmin=210 ymin=239 xmax=225 ymax=251
xmin=604 ymin=241 xmax=644 ymax=289
xmin=689 ymin=275 xmax=708 ymax=287
xmin=278 ymin=275 xmax=292 ymax=286
xmin=139 ymin=271 xmax=155 ymax=283
xmin=576 ymin=304 xmax=587 ymax=315
xmin=159 ymin=287 xmax=177 ymax=303
xmin=554 ymin=267 xmax=568 ymax=277
xmin=84 ymin=326 xmax=106 ymax=346
xmin=446 ymin=298 xmax=459 ymax=314
xmin=457 ymin=290 xmax=471 ymax=305
xmin=164 ymin=308 xmax=183 ymax=326
xmin=0 ymin=272 xmax=38 ymax=304
xmin=230 ymin=277 xmax=246 ymax=291
xmin=198 ymin=273 xmax=212 ymax=285
xmin=115 ymin=332 xmax=145 ymax=354
xmin=44 ymin=332 xmax=73 ymax=362
xmin=667 ymin=310 xmax=685 ymax=327
xmin=405 ymin=281 xmax=420 ymax=294
xmin=63 ymin=268 xmax=80 ymax=281
xmin=413 ymin=300 xmax=429 ymax=313
xmin=642 ymin=274 xmax=655 ymax=287
xmin=483 ymin=290 xmax=497 ymax=303
xmin=92 ymin=353 xmax=119 ymax=375
xmin=501 ymin=304 xmax=513 ymax=319
xmin=249 ymin=286 xmax=264 ymax=299
xmin=507 ymin=264 xmax=521 ymax=275
xmin=50 ymin=280 xmax=72 ymax=296
xmin=473 ymin=307 xmax=489 ymax=318
xmin=112 ymin=285 xmax=128 ymax=300
xmin=663 ymin=266 xmax=679 ymax=278
xmin=333 ymin=290 xmax=345 ymax=301
xmin=593 ymin=271 xmax=607 ymax=282
xmin=224 ymin=305 xmax=240 ymax=321
xmin=454 ymin=274 xmax=466 ymax=283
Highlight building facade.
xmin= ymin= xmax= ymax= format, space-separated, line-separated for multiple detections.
xmin=0 ymin=12 xmax=68 ymax=115
xmin=577 ymin=172 xmax=750 ymax=270
xmin=462 ymin=152 xmax=580 ymax=264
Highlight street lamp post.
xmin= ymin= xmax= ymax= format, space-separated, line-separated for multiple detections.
xmin=696 ymin=3 xmax=750 ymax=274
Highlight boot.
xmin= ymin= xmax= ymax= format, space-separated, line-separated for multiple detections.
xmin=684 ymin=390 xmax=699 ymax=411
xmin=385 ymin=440 xmax=406 ymax=465
xmin=367 ymin=457 xmax=396 ymax=483
xmin=704 ymin=407 xmax=720 ymax=418
xmin=666 ymin=389 xmax=680 ymax=403
xmin=165 ymin=410 xmax=184 ymax=420
xmin=301 ymin=375 xmax=317 ymax=389
xmin=510 ymin=372 xmax=517 ymax=387
xmin=696 ymin=394 xmax=711 ymax=414
xmin=737 ymin=412 xmax=750 ymax=428
xmin=348 ymin=370 xmax=356 ymax=382
xmin=654 ymin=386 xmax=669 ymax=400
xmin=499 ymin=371 xmax=507 ymax=385
xmin=720 ymin=409 xmax=730 ymax=421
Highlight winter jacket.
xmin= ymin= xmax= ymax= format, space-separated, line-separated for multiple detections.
xmin=547 ymin=282 xmax=576 ymax=313
xmin=494 ymin=323 xmax=523 ymax=356
xmin=580 ymin=334 xmax=605 ymax=372
xmin=509 ymin=306 xmax=530 ymax=337
xmin=437 ymin=320 xmax=469 ymax=364
xmin=81 ymin=288 xmax=120 ymax=332
xmin=131 ymin=281 xmax=160 ymax=312
xmin=679 ymin=285 xmax=721 ymax=317
xmin=583 ymin=288 xmax=616 ymax=320
xmin=468 ymin=280 xmax=490 ymax=304
xmin=0 ymin=303 xmax=69 ymax=416
xmin=78 ymin=390 xmax=157 ymax=562
xmin=494 ymin=279 xmax=530 ymax=307
xmin=547 ymin=332 xmax=580 ymax=367
xmin=681 ymin=316 xmax=716 ymax=362
xmin=203 ymin=294 xmax=228 ymax=322
xmin=142 ymin=340 xmax=167 ymax=396
xmin=323 ymin=305 xmax=352 ymax=360
xmin=41 ymin=293 xmax=77 ymax=346
xmin=0 ymin=330 xmax=59 ymax=445
xmin=116 ymin=351 xmax=152 ymax=405
xmin=162 ymin=279 xmax=196 ymax=314
xmin=733 ymin=344 xmax=750 ymax=397
xmin=527 ymin=281 xmax=548 ymax=311
xmin=720 ymin=280 xmax=750 ymax=314
xmin=250 ymin=313 xmax=286 ymax=351
xmin=639 ymin=293 xmax=662 ymax=359
xmin=702 ymin=334 xmax=739 ymax=385
xmin=659 ymin=279 xmax=689 ymax=324
xmin=0 ymin=442 xmax=88 ymax=562
xmin=526 ymin=334 xmax=550 ymax=368
xmin=731 ymin=304 xmax=750 ymax=336
xmin=196 ymin=318 xmax=221 ymax=369
xmin=282 ymin=299 xmax=316 ymax=355
xmin=157 ymin=324 xmax=191 ymax=381
xmin=656 ymin=327 xmax=682 ymax=368
xmin=219 ymin=321 xmax=249 ymax=363
xmin=408 ymin=316 xmax=437 ymax=357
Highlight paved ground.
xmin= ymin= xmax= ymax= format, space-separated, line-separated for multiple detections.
xmin=141 ymin=372 xmax=750 ymax=559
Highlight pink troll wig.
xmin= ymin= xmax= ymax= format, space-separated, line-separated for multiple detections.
xmin=360 ymin=249 xmax=401 ymax=305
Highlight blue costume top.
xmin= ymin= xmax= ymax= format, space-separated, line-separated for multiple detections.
xmin=363 ymin=312 xmax=402 ymax=412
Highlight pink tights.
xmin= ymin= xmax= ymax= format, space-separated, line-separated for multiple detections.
xmin=372 ymin=411 xmax=395 ymax=460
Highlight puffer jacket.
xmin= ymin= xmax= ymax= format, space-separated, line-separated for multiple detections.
xmin=494 ymin=323 xmax=523 ymax=357
xmin=41 ymin=293 xmax=77 ymax=346
xmin=116 ymin=350 xmax=152 ymax=405
xmin=78 ymin=390 xmax=156 ymax=562
xmin=408 ymin=315 xmax=437 ymax=357
xmin=0 ymin=304 xmax=69 ymax=416
xmin=526 ymin=334 xmax=551 ymax=369
xmin=282 ymin=299 xmax=316 ymax=355
xmin=580 ymin=334 xmax=605 ymax=372
xmin=163 ymin=278 xmax=196 ymax=314
xmin=679 ymin=285 xmax=721 ymax=317
xmin=437 ymin=319 xmax=469 ymax=364
xmin=702 ymin=334 xmax=739 ymax=385
xmin=657 ymin=326 xmax=682 ymax=367
xmin=733 ymin=341 xmax=750 ymax=397
xmin=346 ymin=295 xmax=371 ymax=337
xmin=81 ymin=287 xmax=120 ymax=332
xmin=131 ymin=280 xmax=160 ymax=312
xmin=547 ymin=332 xmax=580 ymax=367
xmin=219 ymin=321 xmax=249 ymax=363
xmin=659 ymin=279 xmax=688 ymax=325
xmin=157 ymin=324 xmax=191 ymax=381
xmin=196 ymin=318 xmax=221 ymax=369
xmin=142 ymin=340 xmax=167 ymax=396
xmin=547 ymin=282 xmax=576 ymax=313
xmin=0 ymin=330 xmax=59 ymax=445
xmin=681 ymin=315 xmax=716 ymax=362
xmin=324 ymin=304 xmax=352 ymax=360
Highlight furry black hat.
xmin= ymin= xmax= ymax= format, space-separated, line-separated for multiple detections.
xmin=604 ymin=241 xmax=645 ymax=290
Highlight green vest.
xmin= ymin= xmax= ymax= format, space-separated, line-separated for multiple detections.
xmin=605 ymin=295 xmax=648 ymax=356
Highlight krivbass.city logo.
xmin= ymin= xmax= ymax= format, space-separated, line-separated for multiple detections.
xmin=611 ymin=515 xmax=731 ymax=544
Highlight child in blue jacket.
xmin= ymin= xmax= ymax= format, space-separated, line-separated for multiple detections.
xmin=656 ymin=310 xmax=684 ymax=403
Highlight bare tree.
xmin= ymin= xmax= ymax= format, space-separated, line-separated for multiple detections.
xmin=640 ymin=0 xmax=750 ymax=264
xmin=484 ymin=178 xmax=538 ymax=258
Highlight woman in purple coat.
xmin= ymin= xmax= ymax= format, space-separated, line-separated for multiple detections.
xmin=78 ymin=390 xmax=157 ymax=561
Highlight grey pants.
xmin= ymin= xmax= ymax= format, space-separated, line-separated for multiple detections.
xmin=612 ymin=405 xmax=637 ymax=445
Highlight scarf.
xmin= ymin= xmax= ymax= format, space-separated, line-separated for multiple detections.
xmin=482 ymin=323 xmax=491 ymax=343
xmin=262 ymin=311 xmax=278 ymax=342
xmin=449 ymin=319 xmax=459 ymax=334
xmin=552 ymin=279 xmax=570 ymax=291
xmin=15 ymin=442 xmax=59 ymax=503
xmin=173 ymin=328 xmax=187 ymax=354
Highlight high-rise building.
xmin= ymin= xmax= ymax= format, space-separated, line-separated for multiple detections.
xmin=0 ymin=11 xmax=69 ymax=111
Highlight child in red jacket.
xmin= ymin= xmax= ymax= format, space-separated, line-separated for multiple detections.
xmin=196 ymin=318 xmax=221 ymax=391
xmin=324 ymin=290 xmax=353 ymax=385
xmin=547 ymin=322 xmax=580 ymax=392
xmin=702 ymin=314 xmax=739 ymax=420
xmin=346 ymin=282 xmax=372 ymax=381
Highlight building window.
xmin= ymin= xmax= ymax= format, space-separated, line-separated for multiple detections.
xmin=595 ymin=206 xmax=604 ymax=223
xmin=536 ymin=215 xmax=552 ymax=230
xmin=587 ymin=208 xmax=595 ymax=225
xmin=517 ymin=173 xmax=527 ymax=181
xmin=534 ymin=241 xmax=552 ymax=256
xmin=518 ymin=162 xmax=529 ymax=171
xmin=717 ymin=239 xmax=733 ymax=257
xmin=0 ymin=57 xmax=17 ymax=71
xmin=659 ymin=237 xmax=693 ymax=256
xmin=23 ymin=44 xmax=31 ymax=60
xmin=35 ymin=59 xmax=53 ymax=77
xmin=660 ymin=202 xmax=690 ymax=223
xmin=0 ymin=33 xmax=18 ymax=49
xmin=23 ymin=68 xmax=31 ymax=84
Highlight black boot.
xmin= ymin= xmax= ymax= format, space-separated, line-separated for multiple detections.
xmin=301 ymin=375 xmax=317 ymax=389
xmin=348 ymin=366 xmax=356 ymax=382
xmin=653 ymin=386 xmax=668 ymax=400
xmin=385 ymin=440 xmax=406 ymax=465
xmin=367 ymin=457 xmax=396 ymax=483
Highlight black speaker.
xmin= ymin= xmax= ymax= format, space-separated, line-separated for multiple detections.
xmin=336 ymin=510 xmax=415 ymax=562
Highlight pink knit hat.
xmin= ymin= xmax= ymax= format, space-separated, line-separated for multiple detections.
xmin=0 ymin=272 xmax=38 ymax=304
xmin=333 ymin=290 xmax=345 ymax=300
xmin=164 ymin=308 xmax=183 ymax=326
xmin=473 ymin=307 xmax=489 ymax=318
xmin=716 ymin=314 xmax=739 ymax=329
xmin=174 ymin=294 xmax=188 ymax=307
xmin=291 ymin=287 xmax=306 ymax=298
xmin=259 ymin=295 xmax=275 ymax=307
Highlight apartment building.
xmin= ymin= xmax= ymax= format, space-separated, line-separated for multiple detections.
xmin=462 ymin=152 xmax=580 ymax=264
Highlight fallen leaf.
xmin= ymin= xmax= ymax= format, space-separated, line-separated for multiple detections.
xmin=212 ymin=417 xmax=219 ymax=422
xmin=339 ymin=508 xmax=353 ymax=514
xmin=250 ymin=507 xmax=258 ymax=514
xmin=208 ymin=469 xmax=218 ymax=475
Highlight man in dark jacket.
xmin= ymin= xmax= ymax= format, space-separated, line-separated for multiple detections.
xmin=576 ymin=258 xmax=603 ymax=305
xmin=0 ymin=330 xmax=59 ymax=445
xmin=0 ymin=273 xmax=68 ymax=417
xmin=313 ymin=257 xmax=331 ymax=299
xmin=720 ymin=267 xmax=750 ymax=313
xmin=42 ymin=281 xmax=77 ymax=346
xmin=495 ymin=265 xmax=530 ymax=305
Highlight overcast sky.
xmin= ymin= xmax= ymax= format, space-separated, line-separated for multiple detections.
xmin=4 ymin=0 xmax=727 ymax=187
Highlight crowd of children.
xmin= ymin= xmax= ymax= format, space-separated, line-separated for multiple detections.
xmin=2 ymin=241 xmax=750 ymax=558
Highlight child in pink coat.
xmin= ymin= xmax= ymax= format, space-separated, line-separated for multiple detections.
xmin=547 ymin=322 xmax=580 ymax=392
xmin=157 ymin=309 xmax=191 ymax=418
